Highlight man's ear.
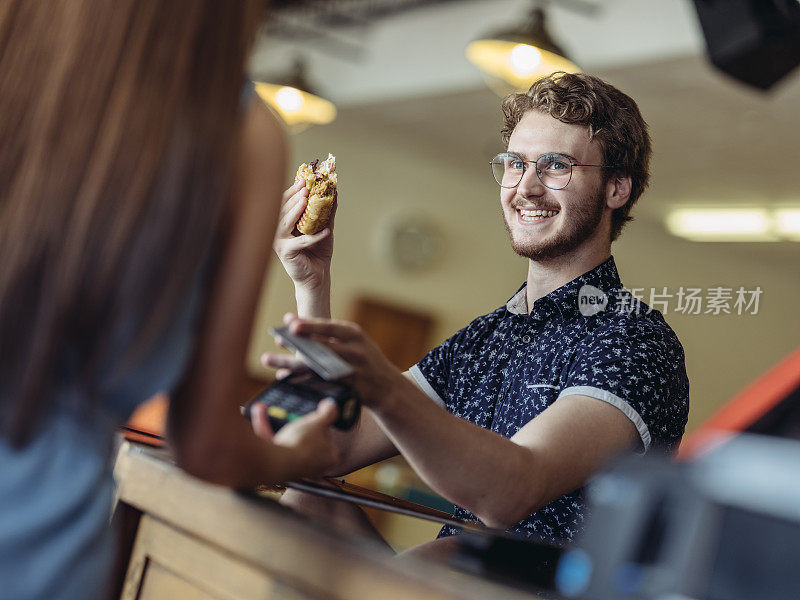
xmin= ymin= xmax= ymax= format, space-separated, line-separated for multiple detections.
xmin=605 ymin=174 xmax=631 ymax=210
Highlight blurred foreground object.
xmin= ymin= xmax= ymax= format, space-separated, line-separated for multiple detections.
xmin=557 ymin=435 xmax=800 ymax=599
xmin=692 ymin=0 xmax=800 ymax=90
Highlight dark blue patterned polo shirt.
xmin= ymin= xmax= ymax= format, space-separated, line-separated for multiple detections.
xmin=408 ymin=256 xmax=689 ymax=543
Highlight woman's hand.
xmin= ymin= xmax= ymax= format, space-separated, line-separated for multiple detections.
xmin=273 ymin=180 xmax=336 ymax=290
xmin=251 ymin=398 xmax=342 ymax=478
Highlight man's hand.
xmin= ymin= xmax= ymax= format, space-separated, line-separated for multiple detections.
xmin=251 ymin=398 xmax=342 ymax=479
xmin=274 ymin=180 xmax=336 ymax=290
xmin=262 ymin=313 xmax=404 ymax=410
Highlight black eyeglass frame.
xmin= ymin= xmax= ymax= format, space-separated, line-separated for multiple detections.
xmin=490 ymin=152 xmax=619 ymax=190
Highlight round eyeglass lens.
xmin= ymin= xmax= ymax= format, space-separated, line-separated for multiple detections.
xmin=535 ymin=153 xmax=573 ymax=190
xmin=491 ymin=153 xmax=524 ymax=188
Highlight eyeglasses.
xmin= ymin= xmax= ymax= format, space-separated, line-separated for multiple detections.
xmin=490 ymin=152 xmax=616 ymax=190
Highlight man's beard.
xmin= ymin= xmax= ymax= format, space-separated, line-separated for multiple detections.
xmin=503 ymin=185 xmax=606 ymax=260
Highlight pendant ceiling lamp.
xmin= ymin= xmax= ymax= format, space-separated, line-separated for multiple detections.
xmin=466 ymin=4 xmax=580 ymax=95
xmin=254 ymin=59 xmax=336 ymax=132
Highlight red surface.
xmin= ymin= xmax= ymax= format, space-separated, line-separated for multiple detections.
xmin=678 ymin=345 xmax=800 ymax=460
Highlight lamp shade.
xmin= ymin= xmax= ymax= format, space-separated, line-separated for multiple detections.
xmin=466 ymin=7 xmax=580 ymax=92
xmin=254 ymin=60 xmax=336 ymax=129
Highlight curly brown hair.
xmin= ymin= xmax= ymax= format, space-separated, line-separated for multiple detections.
xmin=501 ymin=72 xmax=651 ymax=241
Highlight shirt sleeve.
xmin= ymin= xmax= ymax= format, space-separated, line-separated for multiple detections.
xmin=557 ymin=319 xmax=689 ymax=453
xmin=408 ymin=331 xmax=461 ymax=410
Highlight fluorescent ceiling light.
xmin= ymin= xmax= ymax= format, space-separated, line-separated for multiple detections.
xmin=775 ymin=208 xmax=800 ymax=240
xmin=665 ymin=208 xmax=778 ymax=241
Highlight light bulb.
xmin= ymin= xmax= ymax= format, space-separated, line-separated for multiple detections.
xmin=510 ymin=44 xmax=542 ymax=76
xmin=275 ymin=86 xmax=304 ymax=113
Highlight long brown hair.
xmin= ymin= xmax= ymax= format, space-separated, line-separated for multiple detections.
xmin=0 ymin=0 xmax=263 ymax=445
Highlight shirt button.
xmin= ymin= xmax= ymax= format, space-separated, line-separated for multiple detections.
xmin=521 ymin=334 xmax=531 ymax=344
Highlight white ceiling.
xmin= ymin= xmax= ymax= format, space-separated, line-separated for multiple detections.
xmin=251 ymin=0 xmax=800 ymax=262
xmin=250 ymin=0 xmax=706 ymax=105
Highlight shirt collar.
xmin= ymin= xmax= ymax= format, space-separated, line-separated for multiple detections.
xmin=505 ymin=256 xmax=623 ymax=320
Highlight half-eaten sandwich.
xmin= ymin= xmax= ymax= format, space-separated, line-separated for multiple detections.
xmin=295 ymin=153 xmax=337 ymax=235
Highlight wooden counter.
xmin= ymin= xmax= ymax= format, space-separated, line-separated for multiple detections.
xmin=112 ymin=442 xmax=543 ymax=600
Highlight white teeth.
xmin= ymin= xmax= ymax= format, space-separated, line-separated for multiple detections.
xmin=519 ymin=209 xmax=558 ymax=220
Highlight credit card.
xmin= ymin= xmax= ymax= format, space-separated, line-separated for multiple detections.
xmin=269 ymin=326 xmax=354 ymax=381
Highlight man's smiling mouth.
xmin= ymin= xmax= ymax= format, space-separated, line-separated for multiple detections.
xmin=518 ymin=208 xmax=559 ymax=223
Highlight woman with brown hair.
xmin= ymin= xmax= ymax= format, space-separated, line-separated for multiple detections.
xmin=0 ymin=1 xmax=339 ymax=598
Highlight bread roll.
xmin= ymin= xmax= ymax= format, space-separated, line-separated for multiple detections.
xmin=295 ymin=153 xmax=337 ymax=235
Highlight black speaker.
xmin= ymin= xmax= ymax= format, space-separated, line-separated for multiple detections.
xmin=692 ymin=0 xmax=800 ymax=90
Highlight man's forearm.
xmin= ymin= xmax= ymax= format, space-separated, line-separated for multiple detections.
xmin=371 ymin=377 xmax=545 ymax=529
xmin=323 ymin=408 xmax=399 ymax=477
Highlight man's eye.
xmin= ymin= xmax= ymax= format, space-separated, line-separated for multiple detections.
xmin=504 ymin=156 xmax=525 ymax=170
xmin=543 ymin=158 xmax=570 ymax=171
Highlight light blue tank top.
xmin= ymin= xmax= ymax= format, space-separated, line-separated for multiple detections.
xmin=0 ymin=269 xmax=206 ymax=600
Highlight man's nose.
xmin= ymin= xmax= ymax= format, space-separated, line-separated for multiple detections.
xmin=517 ymin=166 xmax=546 ymax=196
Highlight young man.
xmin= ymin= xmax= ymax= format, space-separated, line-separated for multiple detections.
xmin=263 ymin=72 xmax=689 ymax=546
